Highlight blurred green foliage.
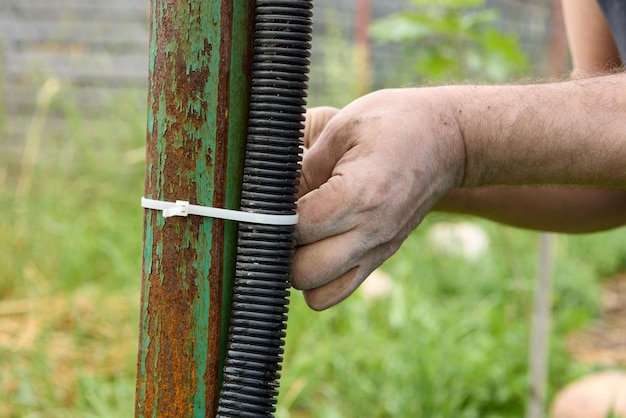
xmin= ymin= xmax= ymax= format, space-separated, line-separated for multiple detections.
xmin=370 ymin=0 xmax=528 ymax=82
xmin=277 ymin=215 xmax=626 ymax=417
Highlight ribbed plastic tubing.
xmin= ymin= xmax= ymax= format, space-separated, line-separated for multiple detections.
xmin=216 ymin=1 xmax=312 ymax=416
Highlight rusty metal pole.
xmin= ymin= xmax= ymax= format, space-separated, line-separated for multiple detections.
xmin=136 ymin=1 xmax=255 ymax=417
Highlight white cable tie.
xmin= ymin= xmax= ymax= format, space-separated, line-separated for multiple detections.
xmin=141 ymin=197 xmax=299 ymax=226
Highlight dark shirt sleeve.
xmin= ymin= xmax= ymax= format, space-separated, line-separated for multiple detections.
xmin=596 ymin=0 xmax=626 ymax=60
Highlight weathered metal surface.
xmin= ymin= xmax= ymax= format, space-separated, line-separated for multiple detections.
xmin=136 ymin=1 xmax=254 ymax=417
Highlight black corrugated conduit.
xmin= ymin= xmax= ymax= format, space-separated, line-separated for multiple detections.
xmin=216 ymin=1 xmax=313 ymax=417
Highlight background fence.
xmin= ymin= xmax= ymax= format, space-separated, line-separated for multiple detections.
xmin=0 ymin=0 xmax=562 ymax=160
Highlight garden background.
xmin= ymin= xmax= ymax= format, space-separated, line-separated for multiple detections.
xmin=1 ymin=0 xmax=625 ymax=417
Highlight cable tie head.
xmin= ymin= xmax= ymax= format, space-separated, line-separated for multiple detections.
xmin=162 ymin=200 xmax=189 ymax=218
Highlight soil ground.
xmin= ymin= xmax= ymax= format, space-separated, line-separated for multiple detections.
xmin=567 ymin=272 xmax=626 ymax=366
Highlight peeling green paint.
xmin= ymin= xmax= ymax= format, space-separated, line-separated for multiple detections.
xmin=192 ymin=220 xmax=213 ymax=416
xmin=136 ymin=1 xmax=254 ymax=417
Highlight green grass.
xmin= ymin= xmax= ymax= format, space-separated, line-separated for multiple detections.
xmin=0 ymin=83 xmax=144 ymax=417
xmin=3 ymin=96 xmax=624 ymax=416
xmin=278 ymin=218 xmax=626 ymax=417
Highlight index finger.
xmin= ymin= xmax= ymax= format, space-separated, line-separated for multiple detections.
xmin=301 ymin=106 xmax=339 ymax=148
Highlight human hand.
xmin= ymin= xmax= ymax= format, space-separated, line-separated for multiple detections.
xmin=301 ymin=106 xmax=339 ymax=148
xmin=293 ymin=89 xmax=466 ymax=310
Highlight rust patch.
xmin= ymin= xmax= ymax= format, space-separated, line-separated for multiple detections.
xmin=137 ymin=0 xmax=257 ymax=416
xmin=138 ymin=0 xmax=228 ymax=416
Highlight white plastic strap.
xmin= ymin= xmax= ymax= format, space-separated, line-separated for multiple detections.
xmin=141 ymin=197 xmax=298 ymax=226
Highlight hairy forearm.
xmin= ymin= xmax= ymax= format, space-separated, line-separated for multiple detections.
xmin=293 ymin=73 xmax=626 ymax=309
xmin=444 ymin=74 xmax=626 ymax=189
